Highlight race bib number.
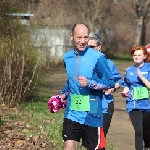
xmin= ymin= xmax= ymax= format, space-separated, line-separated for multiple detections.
xmin=133 ymin=87 xmax=149 ymax=100
xmin=71 ymin=94 xmax=90 ymax=111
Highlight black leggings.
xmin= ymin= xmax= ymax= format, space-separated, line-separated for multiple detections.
xmin=103 ymin=113 xmax=113 ymax=137
xmin=129 ymin=110 xmax=150 ymax=150
xmin=100 ymin=113 xmax=113 ymax=150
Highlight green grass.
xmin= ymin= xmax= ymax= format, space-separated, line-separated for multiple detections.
xmin=18 ymin=101 xmax=116 ymax=150
xmin=108 ymin=54 xmax=132 ymax=64
xmin=18 ymin=101 xmax=64 ymax=149
xmin=19 ymin=101 xmax=87 ymax=149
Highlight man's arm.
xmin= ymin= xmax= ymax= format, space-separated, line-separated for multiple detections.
xmin=87 ymin=55 xmax=115 ymax=90
xmin=109 ymin=61 xmax=122 ymax=92
xmin=61 ymin=79 xmax=70 ymax=99
xmin=110 ymin=61 xmax=122 ymax=84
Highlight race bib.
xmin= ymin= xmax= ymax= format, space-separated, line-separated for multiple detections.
xmin=71 ymin=94 xmax=90 ymax=111
xmin=133 ymin=87 xmax=149 ymax=100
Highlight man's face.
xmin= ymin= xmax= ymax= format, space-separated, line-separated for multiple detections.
xmin=70 ymin=24 xmax=89 ymax=52
xmin=88 ymin=39 xmax=101 ymax=51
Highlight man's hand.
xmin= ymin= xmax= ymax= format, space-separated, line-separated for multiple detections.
xmin=111 ymin=88 xmax=116 ymax=93
xmin=60 ymin=94 xmax=66 ymax=99
xmin=104 ymin=89 xmax=112 ymax=95
xmin=104 ymin=88 xmax=117 ymax=95
xmin=78 ymin=76 xmax=88 ymax=87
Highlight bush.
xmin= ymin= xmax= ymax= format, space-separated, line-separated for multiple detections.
xmin=0 ymin=1 xmax=41 ymax=106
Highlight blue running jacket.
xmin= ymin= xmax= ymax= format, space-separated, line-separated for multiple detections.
xmin=123 ymin=62 xmax=150 ymax=113
xmin=62 ymin=46 xmax=115 ymax=127
xmin=102 ymin=59 xmax=122 ymax=114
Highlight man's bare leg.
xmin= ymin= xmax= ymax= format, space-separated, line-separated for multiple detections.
xmin=64 ymin=140 xmax=78 ymax=150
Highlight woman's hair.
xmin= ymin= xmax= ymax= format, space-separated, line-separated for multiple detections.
xmin=131 ymin=45 xmax=150 ymax=63
xmin=89 ymin=32 xmax=104 ymax=46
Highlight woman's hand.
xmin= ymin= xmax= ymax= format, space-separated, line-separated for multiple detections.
xmin=137 ymin=68 xmax=143 ymax=80
xmin=119 ymin=92 xmax=128 ymax=98
xmin=137 ymin=68 xmax=150 ymax=89
xmin=120 ymin=87 xmax=129 ymax=98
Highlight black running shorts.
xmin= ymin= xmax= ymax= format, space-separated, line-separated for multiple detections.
xmin=62 ymin=118 xmax=105 ymax=149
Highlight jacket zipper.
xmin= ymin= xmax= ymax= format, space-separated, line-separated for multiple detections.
xmin=74 ymin=55 xmax=79 ymax=81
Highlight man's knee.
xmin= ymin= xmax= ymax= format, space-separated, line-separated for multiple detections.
xmin=64 ymin=140 xmax=78 ymax=150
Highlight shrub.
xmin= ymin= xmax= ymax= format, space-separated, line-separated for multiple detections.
xmin=0 ymin=1 xmax=41 ymax=106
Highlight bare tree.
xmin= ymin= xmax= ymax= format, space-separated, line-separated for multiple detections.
xmin=31 ymin=0 xmax=72 ymax=26
xmin=65 ymin=0 xmax=117 ymax=54
xmin=66 ymin=0 xmax=102 ymax=31
xmin=132 ymin=0 xmax=150 ymax=45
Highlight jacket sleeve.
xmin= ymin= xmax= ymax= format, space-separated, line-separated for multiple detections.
xmin=109 ymin=61 xmax=122 ymax=85
xmin=87 ymin=55 xmax=115 ymax=90
xmin=122 ymin=70 xmax=130 ymax=88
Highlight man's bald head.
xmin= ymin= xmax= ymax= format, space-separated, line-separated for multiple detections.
xmin=71 ymin=23 xmax=89 ymax=35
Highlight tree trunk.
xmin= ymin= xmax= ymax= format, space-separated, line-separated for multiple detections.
xmin=135 ymin=16 xmax=143 ymax=45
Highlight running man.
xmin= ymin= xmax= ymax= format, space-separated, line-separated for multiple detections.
xmin=62 ymin=24 xmax=115 ymax=150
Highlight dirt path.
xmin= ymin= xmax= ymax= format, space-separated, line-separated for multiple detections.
xmin=49 ymin=62 xmax=135 ymax=150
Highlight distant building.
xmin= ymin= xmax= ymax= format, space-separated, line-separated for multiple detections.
xmin=6 ymin=13 xmax=34 ymax=26
xmin=6 ymin=13 xmax=72 ymax=64
xmin=31 ymin=25 xmax=72 ymax=64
